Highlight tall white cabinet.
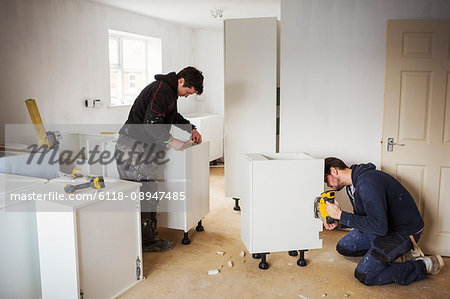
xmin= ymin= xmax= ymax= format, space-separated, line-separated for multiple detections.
xmin=224 ymin=17 xmax=278 ymax=200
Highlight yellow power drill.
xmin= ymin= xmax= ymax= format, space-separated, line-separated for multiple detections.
xmin=64 ymin=176 xmax=105 ymax=193
xmin=314 ymin=190 xmax=337 ymax=224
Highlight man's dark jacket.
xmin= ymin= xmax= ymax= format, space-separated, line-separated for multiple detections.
xmin=339 ymin=163 xmax=424 ymax=236
xmin=119 ymin=72 xmax=195 ymax=145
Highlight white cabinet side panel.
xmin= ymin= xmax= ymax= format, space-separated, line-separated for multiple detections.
xmin=186 ymin=142 xmax=210 ymax=230
xmin=240 ymin=158 xmax=253 ymax=251
xmin=224 ymin=17 xmax=277 ymax=197
xmin=0 ymin=206 xmax=42 ymax=299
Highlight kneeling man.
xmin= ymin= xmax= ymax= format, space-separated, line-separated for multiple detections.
xmin=323 ymin=157 xmax=444 ymax=285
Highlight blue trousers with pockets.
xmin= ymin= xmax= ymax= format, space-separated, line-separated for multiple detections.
xmin=336 ymin=229 xmax=427 ymax=285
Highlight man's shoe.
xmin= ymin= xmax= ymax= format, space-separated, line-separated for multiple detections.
xmin=401 ymin=247 xmax=425 ymax=262
xmin=402 ymin=235 xmax=425 ymax=262
xmin=142 ymin=239 xmax=175 ymax=252
xmin=415 ymin=255 xmax=445 ymax=275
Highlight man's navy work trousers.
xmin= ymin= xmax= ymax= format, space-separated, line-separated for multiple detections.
xmin=336 ymin=229 xmax=427 ymax=285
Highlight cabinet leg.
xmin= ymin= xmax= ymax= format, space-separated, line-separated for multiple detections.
xmin=233 ymin=197 xmax=241 ymax=211
xmin=252 ymin=253 xmax=262 ymax=259
xmin=297 ymin=250 xmax=307 ymax=267
xmin=182 ymin=232 xmax=191 ymax=245
xmin=288 ymin=250 xmax=298 ymax=256
xmin=196 ymin=220 xmax=204 ymax=232
xmin=258 ymin=253 xmax=269 ymax=270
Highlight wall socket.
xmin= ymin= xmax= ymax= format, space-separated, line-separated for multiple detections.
xmin=84 ymin=98 xmax=101 ymax=108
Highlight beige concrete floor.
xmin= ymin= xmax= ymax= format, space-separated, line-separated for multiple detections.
xmin=120 ymin=167 xmax=450 ymax=299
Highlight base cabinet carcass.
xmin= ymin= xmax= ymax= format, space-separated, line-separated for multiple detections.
xmin=241 ymin=153 xmax=324 ymax=269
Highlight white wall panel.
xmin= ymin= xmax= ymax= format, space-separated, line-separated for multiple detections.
xmin=280 ymin=0 xmax=450 ymax=166
xmin=0 ymin=0 xmax=196 ymax=142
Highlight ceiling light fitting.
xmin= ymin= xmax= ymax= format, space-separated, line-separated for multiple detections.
xmin=210 ymin=9 xmax=223 ymax=18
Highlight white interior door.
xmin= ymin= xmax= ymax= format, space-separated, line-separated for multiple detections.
xmin=382 ymin=20 xmax=450 ymax=256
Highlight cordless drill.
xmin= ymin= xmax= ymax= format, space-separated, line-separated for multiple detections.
xmin=314 ymin=190 xmax=337 ymax=224
xmin=64 ymin=176 xmax=105 ymax=193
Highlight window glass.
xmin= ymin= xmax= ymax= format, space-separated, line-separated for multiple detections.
xmin=108 ymin=30 xmax=162 ymax=106
xmin=123 ymin=38 xmax=146 ymax=70
xmin=108 ymin=37 xmax=119 ymax=66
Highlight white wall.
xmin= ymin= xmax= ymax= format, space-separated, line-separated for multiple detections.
xmin=280 ymin=0 xmax=450 ymax=167
xmin=192 ymin=28 xmax=225 ymax=115
xmin=0 ymin=0 xmax=203 ymax=142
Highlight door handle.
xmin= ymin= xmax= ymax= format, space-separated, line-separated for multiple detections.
xmin=387 ymin=137 xmax=405 ymax=152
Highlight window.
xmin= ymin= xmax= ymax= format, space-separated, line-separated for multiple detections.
xmin=108 ymin=30 xmax=162 ymax=106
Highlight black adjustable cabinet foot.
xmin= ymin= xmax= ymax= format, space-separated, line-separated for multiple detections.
xmin=258 ymin=253 xmax=269 ymax=270
xmin=297 ymin=250 xmax=307 ymax=266
xmin=252 ymin=253 xmax=262 ymax=259
xmin=233 ymin=197 xmax=241 ymax=211
xmin=182 ymin=232 xmax=191 ymax=245
xmin=288 ymin=250 xmax=298 ymax=257
xmin=195 ymin=220 xmax=204 ymax=232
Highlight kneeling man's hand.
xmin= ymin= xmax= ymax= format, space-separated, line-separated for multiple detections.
xmin=324 ymin=221 xmax=339 ymax=230
xmin=326 ymin=200 xmax=342 ymax=220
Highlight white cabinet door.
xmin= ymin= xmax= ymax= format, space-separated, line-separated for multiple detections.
xmin=0 ymin=174 xmax=47 ymax=299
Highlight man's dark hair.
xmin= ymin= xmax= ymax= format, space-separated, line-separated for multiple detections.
xmin=324 ymin=157 xmax=349 ymax=175
xmin=177 ymin=66 xmax=204 ymax=95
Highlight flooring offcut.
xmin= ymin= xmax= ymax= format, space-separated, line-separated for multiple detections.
xmin=120 ymin=167 xmax=450 ymax=299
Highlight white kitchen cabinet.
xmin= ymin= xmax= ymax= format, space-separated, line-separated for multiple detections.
xmin=158 ymin=142 xmax=210 ymax=244
xmin=0 ymin=147 xmax=60 ymax=179
xmin=183 ymin=113 xmax=224 ymax=162
xmin=0 ymin=173 xmax=47 ymax=299
xmin=60 ymin=133 xmax=210 ymax=245
xmin=241 ymin=153 xmax=324 ymax=269
xmin=35 ymin=178 xmax=142 ymax=299
xmin=224 ymin=17 xmax=278 ymax=202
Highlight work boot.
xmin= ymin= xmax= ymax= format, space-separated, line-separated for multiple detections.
xmin=142 ymin=238 xmax=175 ymax=252
xmin=414 ymin=255 xmax=445 ymax=275
xmin=141 ymin=212 xmax=174 ymax=252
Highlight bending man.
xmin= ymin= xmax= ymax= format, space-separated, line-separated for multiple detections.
xmin=116 ymin=67 xmax=203 ymax=252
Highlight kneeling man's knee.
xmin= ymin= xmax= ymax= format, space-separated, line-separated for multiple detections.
xmin=354 ymin=268 xmax=374 ymax=286
xmin=336 ymin=243 xmax=349 ymax=256
xmin=336 ymin=243 xmax=368 ymax=257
